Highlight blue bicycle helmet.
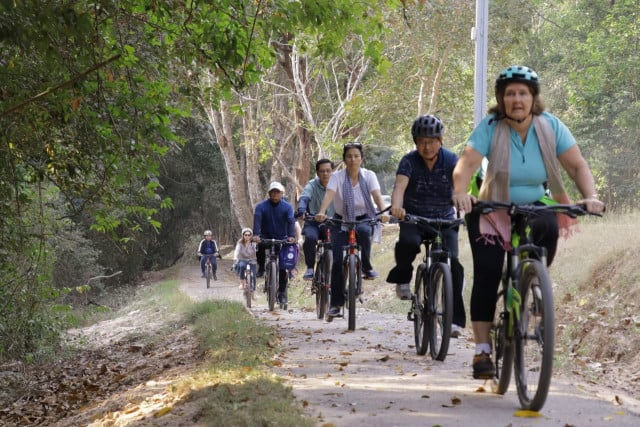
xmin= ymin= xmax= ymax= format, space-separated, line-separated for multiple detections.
xmin=411 ymin=115 xmax=444 ymax=141
xmin=495 ymin=65 xmax=540 ymax=96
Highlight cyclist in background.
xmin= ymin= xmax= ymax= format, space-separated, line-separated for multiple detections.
xmin=452 ymin=65 xmax=605 ymax=379
xmin=233 ymin=227 xmax=257 ymax=290
xmin=253 ymin=181 xmax=297 ymax=305
xmin=296 ymin=158 xmax=335 ymax=280
xmin=387 ymin=115 xmax=467 ymax=338
xmin=197 ymin=230 xmax=220 ymax=279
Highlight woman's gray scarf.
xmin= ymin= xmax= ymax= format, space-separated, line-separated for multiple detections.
xmin=342 ymin=169 xmax=376 ymax=222
xmin=478 ymin=115 xmax=574 ymax=248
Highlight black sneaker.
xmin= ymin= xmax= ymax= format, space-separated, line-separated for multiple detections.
xmin=327 ymin=306 xmax=341 ymax=317
xmin=472 ymin=352 xmax=495 ymax=379
xmin=257 ymin=270 xmax=265 ymax=278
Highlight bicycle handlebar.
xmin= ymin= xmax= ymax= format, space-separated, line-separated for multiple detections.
xmin=400 ymin=214 xmax=465 ymax=229
xmin=471 ymin=201 xmax=602 ymax=218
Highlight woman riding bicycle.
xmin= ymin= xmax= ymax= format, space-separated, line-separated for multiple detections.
xmin=451 ymin=65 xmax=605 ymax=379
xmin=233 ymin=227 xmax=257 ymax=291
xmin=315 ymin=142 xmax=389 ymax=318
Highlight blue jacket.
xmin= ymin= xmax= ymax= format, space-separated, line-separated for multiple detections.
xmin=253 ymin=198 xmax=296 ymax=239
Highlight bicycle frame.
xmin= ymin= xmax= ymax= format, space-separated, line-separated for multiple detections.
xmin=260 ymin=239 xmax=289 ymax=311
xmin=401 ymin=214 xmax=463 ymax=360
xmin=473 ymin=201 xmax=599 ymax=411
xmin=326 ymin=215 xmax=382 ymax=330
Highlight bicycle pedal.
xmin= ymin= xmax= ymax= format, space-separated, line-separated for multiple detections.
xmin=407 ymin=311 xmax=414 ymax=321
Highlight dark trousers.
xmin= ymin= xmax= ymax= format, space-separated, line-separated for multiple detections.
xmin=467 ymin=209 xmax=558 ymax=322
xmin=302 ymin=222 xmax=324 ymax=269
xmin=329 ymin=220 xmax=373 ymax=307
xmin=386 ymin=222 xmax=466 ymax=327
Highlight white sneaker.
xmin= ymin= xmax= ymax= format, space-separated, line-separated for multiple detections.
xmin=451 ymin=324 xmax=463 ymax=338
xmin=396 ymin=283 xmax=411 ymax=300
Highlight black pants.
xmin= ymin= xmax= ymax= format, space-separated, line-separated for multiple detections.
xmin=467 ymin=209 xmax=558 ymax=322
xmin=386 ymin=222 xmax=466 ymax=327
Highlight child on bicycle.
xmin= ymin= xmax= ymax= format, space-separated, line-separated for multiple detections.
xmin=233 ymin=227 xmax=258 ymax=292
xmin=197 ymin=230 xmax=220 ymax=279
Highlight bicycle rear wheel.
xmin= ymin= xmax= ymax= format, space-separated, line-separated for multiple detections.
xmin=267 ymin=262 xmax=278 ymax=311
xmin=514 ymin=259 xmax=554 ymax=411
xmin=492 ymin=281 xmax=515 ymax=394
xmin=413 ymin=266 xmax=429 ymax=355
xmin=427 ymin=262 xmax=453 ymax=361
xmin=347 ymin=254 xmax=357 ymax=331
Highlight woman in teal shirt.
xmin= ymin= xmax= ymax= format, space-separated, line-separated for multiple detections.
xmin=451 ymin=65 xmax=605 ymax=380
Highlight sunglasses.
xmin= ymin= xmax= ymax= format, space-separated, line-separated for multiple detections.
xmin=344 ymin=142 xmax=362 ymax=149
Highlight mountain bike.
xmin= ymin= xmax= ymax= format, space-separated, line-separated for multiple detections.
xmin=472 ymin=201 xmax=600 ymax=411
xmin=401 ymin=214 xmax=465 ymax=361
xmin=260 ymin=239 xmax=290 ymax=311
xmin=326 ymin=214 xmax=384 ymax=331
xmin=304 ymin=216 xmax=333 ymax=320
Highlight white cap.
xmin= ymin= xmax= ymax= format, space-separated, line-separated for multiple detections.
xmin=268 ymin=181 xmax=285 ymax=193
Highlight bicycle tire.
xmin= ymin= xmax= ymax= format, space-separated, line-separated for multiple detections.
xmin=413 ymin=265 xmax=429 ymax=355
xmin=267 ymin=261 xmax=278 ymax=311
xmin=427 ymin=262 xmax=453 ymax=361
xmin=514 ymin=259 xmax=554 ymax=411
xmin=347 ymin=254 xmax=357 ymax=331
xmin=493 ymin=285 xmax=515 ymax=395
xmin=316 ymin=250 xmax=331 ymax=320
xmin=205 ymin=265 xmax=212 ymax=289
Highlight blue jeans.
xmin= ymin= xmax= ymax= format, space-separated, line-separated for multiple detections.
xmin=201 ymin=254 xmax=217 ymax=274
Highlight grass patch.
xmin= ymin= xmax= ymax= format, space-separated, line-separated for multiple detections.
xmin=179 ymin=299 xmax=313 ymax=426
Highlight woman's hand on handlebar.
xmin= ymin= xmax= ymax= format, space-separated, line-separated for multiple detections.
xmin=452 ymin=192 xmax=476 ymax=216
xmin=314 ymin=213 xmax=327 ymax=222
xmin=577 ymin=196 xmax=606 ymax=215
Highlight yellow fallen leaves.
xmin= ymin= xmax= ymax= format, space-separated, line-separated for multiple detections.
xmin=155 ymin=406 xmax=172 ymax=418
xmin=513 ymin=409 xmax=542 ymax=418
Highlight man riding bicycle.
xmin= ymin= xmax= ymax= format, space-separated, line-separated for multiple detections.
xmin=296 ymin=159 xmax=335 ymax=280
xmin=386 ymin=115 xmax=467 ymax=338
xmin=253 ymin=181 xmax=297 ymax=306
xmin=197 ymin=230 xmax=220 ymax=279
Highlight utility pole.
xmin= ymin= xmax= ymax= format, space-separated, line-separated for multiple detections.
xmin=472 ymin=0 xmax=489 ymax=127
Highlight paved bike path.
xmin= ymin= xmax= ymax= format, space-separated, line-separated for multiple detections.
xmin=180 ymin=262 xmax=640 ymax=426
xmin=253 ymin=305 xmax=640 ymax=427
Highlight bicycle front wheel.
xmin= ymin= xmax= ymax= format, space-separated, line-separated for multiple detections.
xmin=316 ymin=250 xmax=331 ymax=320
xmin=514 ymin=259 xmax=554 ymax=411
xmin=413 ymin=266 xmax=429 ymax=355
xmin=267 ymin=262 xmax=278 ymax=311
xmin=427 ymin=262 xmax=453 ymax=361
xmin=206 ymin=265 xmax=212 ymax=289
xmin=347 ymin=254 xmax=357 ymax=331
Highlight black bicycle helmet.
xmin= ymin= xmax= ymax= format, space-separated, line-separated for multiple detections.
xmin=411 ymin=115 xmax=444 ymax=140
xmin=495 ymin=65 xmax=540 ymax=96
